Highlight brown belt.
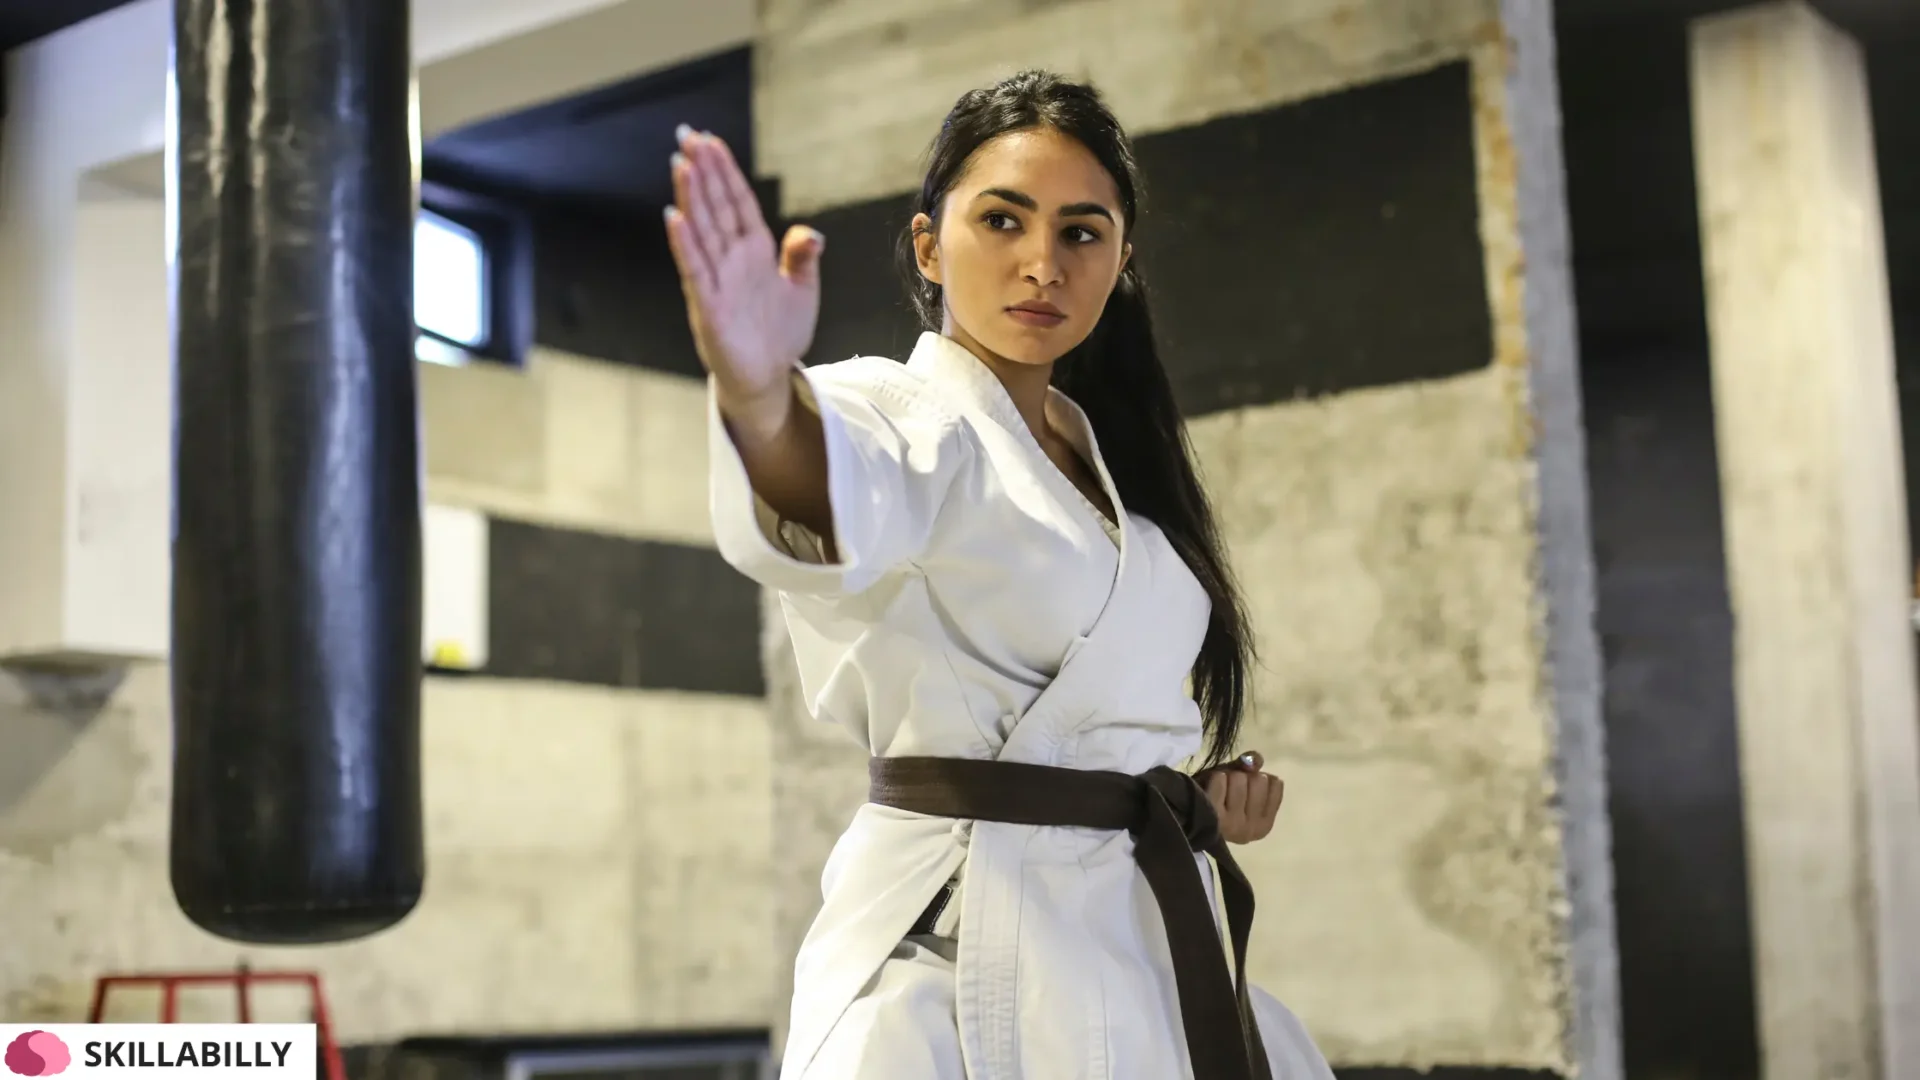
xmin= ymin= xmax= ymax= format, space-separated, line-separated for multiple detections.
xmin=869 ymin=756 xmax=1271 ymax=1080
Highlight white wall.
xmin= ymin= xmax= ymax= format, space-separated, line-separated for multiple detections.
xmin=0 ymin=0 xmax=172 ymax=656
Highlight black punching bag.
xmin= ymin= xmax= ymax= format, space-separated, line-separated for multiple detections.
xmin=169 ymin=0 xmax=424 ymax=944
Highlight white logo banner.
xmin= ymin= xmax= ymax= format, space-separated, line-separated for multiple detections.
xmin=2 ymin=1026 xmax=318 ymax=1080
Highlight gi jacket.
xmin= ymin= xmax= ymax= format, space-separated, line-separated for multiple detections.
xmin=709 ymin=331 xmax=1333 ymax=1079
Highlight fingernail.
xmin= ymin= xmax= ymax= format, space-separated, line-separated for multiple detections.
xmin=675 ymin=123 xmax=692 ymax=142
xmin=806 ymin=227 xmax=826 ymax=246
xmin=663 ymin=205 xmax=679 ymax=222
xmin=671 ymin=152 xmax=686 ymax=171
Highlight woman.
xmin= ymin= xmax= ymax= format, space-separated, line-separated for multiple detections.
xmin=668 ymin=69 xmax=1334 ymax=1080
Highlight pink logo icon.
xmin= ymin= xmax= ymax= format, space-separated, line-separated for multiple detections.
xmin=4 ymin=1032 xmax=70 ymax=1077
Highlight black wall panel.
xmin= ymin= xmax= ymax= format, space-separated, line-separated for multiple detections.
xmin=484 ymin=518 xmax=763 ymax=697
xmin=1583 ymin=350 xmax=1757 ymax=1080
xmin=797 ymin=191 xmax=923 ymax=369
xmin=1131 ymin=62 xmax=1490 ymax=415
xmin=527 ymin=177 xmax=781 ymax=379
xmin=1561 ymin=22 xmax=1760 ymax=1080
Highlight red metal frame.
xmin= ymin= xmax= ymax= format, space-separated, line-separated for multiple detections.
xmin=87 ymin=967 xmax=345 ymax=1080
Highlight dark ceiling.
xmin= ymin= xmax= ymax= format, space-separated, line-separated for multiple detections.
xmin=0 ymin=0 xmax=127 ymax=53
xmin=3 ymin=0 xmax=1912 ymax=53
xmin=420 ymin=47 xmax=752 ymax=214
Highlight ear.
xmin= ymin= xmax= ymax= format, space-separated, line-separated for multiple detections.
xmin=1119 ymin=240 xmax=1132 ymax=277
xmin=912 ymin=212 xmax=942 ymax=285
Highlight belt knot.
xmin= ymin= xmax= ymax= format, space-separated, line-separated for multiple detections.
xmin=1141 ymin=765 xmax=1223 ymax=852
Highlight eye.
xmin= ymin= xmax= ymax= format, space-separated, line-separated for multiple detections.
xmin=1064 ymin=225 xmax=1102 ymax=244
xmin=983 ymin=210 xmax=1019 ymax=230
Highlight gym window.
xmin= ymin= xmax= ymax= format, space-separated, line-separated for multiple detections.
xmin=415 ymin=183 xmax=533 ymax=368
xmin=415 ymin=210 xmax=490 ymax=361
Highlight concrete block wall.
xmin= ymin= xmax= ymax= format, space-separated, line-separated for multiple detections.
xmin=1690 ymin=6 xmax=1920 ymax=1074
xmin=0 ymin=340 xmax=775 ymax=1037
xmin=755 ymin=0 xmax=1615 ymax=1072
xmin=1184 ymin=373 xmax=1561 ymax=1064
xmin=418 ymin=345 xmax=715 ymax=549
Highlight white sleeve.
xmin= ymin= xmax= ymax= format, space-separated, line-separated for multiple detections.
xmin=707 ymin=359 xmax=969 ymax=597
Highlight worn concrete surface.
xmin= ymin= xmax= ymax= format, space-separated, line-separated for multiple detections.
xmin=1189 ymin=367 xmax=1563 ymax=1068
xmin=761 ymin=588 xmax=870 ymax=1054
xmin=0 ymin=664 xmax=772 ymax=1035
xmin=1692 ymin=4 xmax=1920 ymax=1076
xmin=421 ymin=348 xmax=716 ymax=549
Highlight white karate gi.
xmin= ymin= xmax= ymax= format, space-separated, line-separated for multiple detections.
xmin=708 ymin=331 xmax=1334 ymax=1080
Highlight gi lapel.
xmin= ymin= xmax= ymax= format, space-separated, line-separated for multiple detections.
xmin=995 ymin=517 xmax=1141 ymax=763
xmin=903 ymin=332 xmax=1138 ymax=763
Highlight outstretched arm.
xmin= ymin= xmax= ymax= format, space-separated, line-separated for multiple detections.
xmin=713 ymin=375 xmax=839 ymax=559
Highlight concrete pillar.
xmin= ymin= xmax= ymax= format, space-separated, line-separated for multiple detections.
xmin=1690 ymin=4 xmax=1920 ymax=1076
xmin=754 ymin=0 xmax=1621 ymax=1073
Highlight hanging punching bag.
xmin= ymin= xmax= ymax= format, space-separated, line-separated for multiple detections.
xmin=169 ymin=0 xmax=424 ymax=944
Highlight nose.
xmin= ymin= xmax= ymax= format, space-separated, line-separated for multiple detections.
xmin=1019 ymin=231 xmax=1065 ymax=287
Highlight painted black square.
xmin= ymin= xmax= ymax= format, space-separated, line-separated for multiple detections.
xmin=486 ymin=518 xmax=650 ymax=687
xmin=531 ymin=207 xmax=702 ymax=377
xmin=633 ymin=540 xmax=766 ymax=696
xmin=794 ymin=191 xmax=925 ymax=369
xmin=485 ymin=518 xmax=762 ymax=696
xmin=528 ymin=178 xmax=783 ymax=377
xmin=1131 ymin=61 xmax=1491 ymax=415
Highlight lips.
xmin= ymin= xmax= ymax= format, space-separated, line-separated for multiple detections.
xmin=1007 ymin=301 xmax=1066 ymax=327
xmin=1010 ymin=301 xmax=1064 ymax=317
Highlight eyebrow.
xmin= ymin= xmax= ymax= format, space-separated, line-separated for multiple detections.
xmin=974 ymin=187 xmax=1116 ymax=225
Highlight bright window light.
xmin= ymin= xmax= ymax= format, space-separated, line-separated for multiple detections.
xmin=415 ymin=210 xmax=488 ymax=352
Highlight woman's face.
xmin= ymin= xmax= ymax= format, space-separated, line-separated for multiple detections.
xmin=913 ymin=126 xmax=1132 ymax=368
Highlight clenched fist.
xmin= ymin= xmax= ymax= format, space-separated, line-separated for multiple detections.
xmin=1201 ymin=751 xmax=1285 ymax=845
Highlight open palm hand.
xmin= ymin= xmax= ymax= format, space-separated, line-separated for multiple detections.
xmin=665 ymin=125 xmax=824 ymax=420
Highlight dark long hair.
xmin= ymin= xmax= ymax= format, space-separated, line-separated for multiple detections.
xmin=896 ymin=69 xmax=1254 ymax=767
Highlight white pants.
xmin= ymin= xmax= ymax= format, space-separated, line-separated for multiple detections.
xmin=809 ymin=933 xmax=965 ymax=1079
xmin=804 ymin=932 xmax=1335 ymax=1080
